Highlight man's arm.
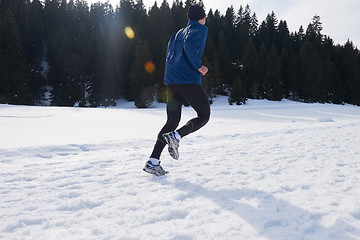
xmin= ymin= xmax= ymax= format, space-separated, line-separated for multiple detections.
xmin=183 ymin=29 xmax=208 ymax=71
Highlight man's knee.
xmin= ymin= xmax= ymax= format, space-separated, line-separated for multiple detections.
xmin=201 ymin=115 xmax=210 ymax=126
xmin=200 ymin=106 xmax=210 ymax=124
xmin=199 ymin=110 xmax=210 ymax=126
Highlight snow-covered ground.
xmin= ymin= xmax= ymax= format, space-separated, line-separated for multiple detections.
xmin=1 ymin=96 xmax=360 ymax=240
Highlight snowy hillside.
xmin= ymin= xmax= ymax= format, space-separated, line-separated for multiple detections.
xmin=1 ymin=97 xmax=360 ymax=240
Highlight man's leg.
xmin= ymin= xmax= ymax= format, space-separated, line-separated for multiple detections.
xmin=176 ymin=84 xmax=210 ymax=138
xmin=150 ymin=85 xmax=184 ymax=160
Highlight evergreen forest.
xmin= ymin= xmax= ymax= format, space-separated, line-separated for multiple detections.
xmin=1 ymin=0 xmax=360 ymax=107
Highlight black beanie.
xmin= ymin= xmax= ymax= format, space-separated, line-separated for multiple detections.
xmin=187 ymin=5 xmax=206 ymax=21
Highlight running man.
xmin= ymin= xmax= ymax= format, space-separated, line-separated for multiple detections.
xmin=143 ymin=5 xmax=210 ymax=176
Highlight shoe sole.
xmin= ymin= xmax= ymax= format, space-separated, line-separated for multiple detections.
xmin=143 ymin=168 xmax=169 ymax=176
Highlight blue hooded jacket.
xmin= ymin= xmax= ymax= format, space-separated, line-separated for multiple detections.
xmin=164 ymin=20 xmax=208 ymax=86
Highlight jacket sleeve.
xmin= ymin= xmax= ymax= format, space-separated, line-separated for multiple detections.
xmin=183 ymin=28 xmax=208 ymax=71
xmin=166 ymin=33 xmax=176 ymax=61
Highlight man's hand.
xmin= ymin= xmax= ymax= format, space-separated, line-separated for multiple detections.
xmin=198 ymin=65 xmax=208 ymax=76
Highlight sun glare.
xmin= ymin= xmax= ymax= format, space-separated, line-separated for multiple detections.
xmin=124 ymin=27 xmax=135 ymax=39
xmin=144 ymin=61 xmax=155 ymax=74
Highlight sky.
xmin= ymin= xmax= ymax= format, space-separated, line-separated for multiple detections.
xmin=88 ymin=0 xmax=360 ymax=48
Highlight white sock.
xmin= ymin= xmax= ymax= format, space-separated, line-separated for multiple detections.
xmin=174 ymin=131 xmax=181 ymax=141
xmin=149 ymin=157 xmax=160 ymax=165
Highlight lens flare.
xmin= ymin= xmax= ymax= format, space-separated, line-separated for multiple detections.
xmin=144 ymin=61 xmax=155 ymax=74
xmin=160 ymin=89 xmax=168 ymax=102
xmin=124 ymin=27 xmax=135 ymax=39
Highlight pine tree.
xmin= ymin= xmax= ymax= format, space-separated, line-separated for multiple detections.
xmin=95 ymin=2 xmax=120 ymax=105
xmin=235 ymin=5 xmax=252 ymax=55
xmin=264 ymin=45 xmax=283 ymax=101
xmin=157 ymin=0 xmax=174 ymax=83
xmin=129 ymin=39 xmax=155 ymax=108
xmin=287 ymin=51 xmax=301 ymax=100
xmin=337 ymin=40 xmax=360 ymax=105
xmin=257 ymin=42 xmax=267 ymax=98
xmin=202 ymin=42 xmax=223 ymax=101
xmin=0 ymin=9 xmax=29 ymax=104
xmin=44 ymin=0 xmax=62 ymax=105
xmin=277 ymin=20 xmax=290 ymax=52
xmin=242 ymin=38 xmax=259 ymax=98
xmin=223 ymin=6 xmax=236 ymax=61
xmin=258 ymin=11 xmax=278 ymax=49
xmin=25 ymin=0 xmax=46 ymax=104
xmin=280 ymin=47 xmax=290 ymax=96
xmin=216 ymin=30 xmax=230 ymax=87
xmin=171 ymin=0 xmax=187 ymax=30
xmin=306 ymin=15 xmax=323 ymax=48
xmin=249 ymin=11 xmax=258 ymax=37
xmin=324 ymin=56 xmax=343 ymax=104
xmin=0 ymin=11 xmax=4 ymax=102
xmin=88 ymin=2 xmax=109 ymax=106
xmin=87 ymin=25 xmax=105 ymax=107
xmin=292 ymin=25 xmax=305 ymax=53
xmin=299 ymin=41 xmax=326 ymax=102
xmin=229 ymin=75 xmax=247 ymax=105
xmin=202 ymin=56 xmax=216 ymax=103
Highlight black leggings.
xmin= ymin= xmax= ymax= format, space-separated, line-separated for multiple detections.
xmin=150 ymin=84 xmax=210 ymax=159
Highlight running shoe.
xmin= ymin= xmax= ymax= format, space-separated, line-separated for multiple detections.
xmin=143 ymin=161 xmax=169 ymax=176
xmin=162 ymin=131 xmax=180 ymax=160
